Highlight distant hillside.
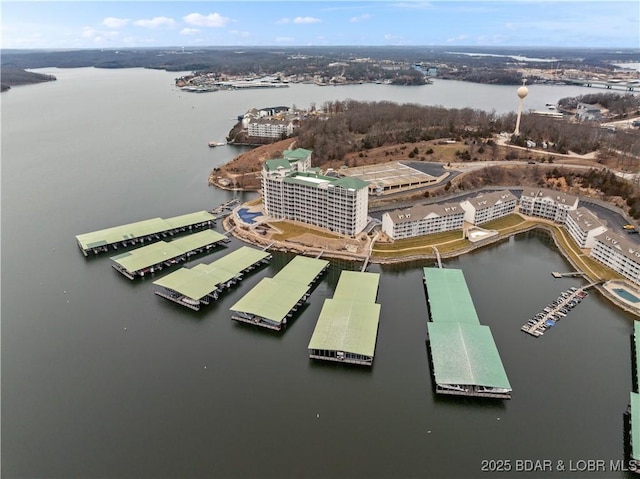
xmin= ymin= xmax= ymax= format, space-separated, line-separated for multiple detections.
xmin=1 ymin=67 xmax=56 ymax=92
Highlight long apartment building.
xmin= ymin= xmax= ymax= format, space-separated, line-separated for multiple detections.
xmin=519 ymin=187 xmax=579 ymax=224
xmin=381 ymin=202 xmax=464 ymax=240
xmin=262 ymin=157 xmax=369 ymax=236
xmin=591 ymin=232 xmax=640 ymax=285
xmin=565 ymin=207 xmax=608 ymax=249
xmin=459 ymin=191 xmax=517 ymax=225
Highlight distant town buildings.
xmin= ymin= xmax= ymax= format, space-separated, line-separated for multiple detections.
xmin=261 ymin=149 xmax=369 ymax=236
xmin=518 ymin=187 xmax=579 ymax=224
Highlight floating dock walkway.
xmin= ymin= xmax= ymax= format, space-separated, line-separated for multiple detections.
xmin=153 ymin=246 xmax=272 ymax=311
xmin=75 ymin=210 xmax=216 ymax=256
xmin=308 ymin=271 xmax=381 ymax=366
xmin=209 ymin=198 xmax=239 ymax=216
xmin=423 ymin=267 xmax=512 ymax=399
xmin=230 ymin=255 xmax=329 ymax=331
xmin=521 ymin=287 xmax=589 ymax=338
xmin=110 ymin=229 xmax=227 ymax=280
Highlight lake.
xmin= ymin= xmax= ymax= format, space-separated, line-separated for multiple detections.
xmin=1 ymin=67 xmax=635 ymax=478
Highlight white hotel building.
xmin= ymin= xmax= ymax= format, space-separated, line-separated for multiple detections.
xmin=565 ymin=207 xmax=608 ymax=249
xmin=382 ymin=202 xmax=465 ymax=240
xmin=519 ymin=187 xmax=579 ymax=224
xmin=459 ymin=191 xmax=517 ymax=225
xmin=262 ymin=158 xmax=369 ymax=236
xmin=591 ymin=232 xmax=640 ymax=285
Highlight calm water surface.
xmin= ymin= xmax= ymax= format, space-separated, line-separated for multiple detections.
xmin=2 ymin=67 xmax=635 ymax=478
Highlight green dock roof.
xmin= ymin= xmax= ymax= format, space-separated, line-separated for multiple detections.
xmin=111 ymin=229 xmax=225 ymax=273
xmin=423 ymin=268 xmax=480 ymax=324
xmin=75 ymin=211 xmax=215 ymax=251
xmin=153 ymin=247 xmax=270 ymax=300
xmin=635 ymin=322 xmax=640 ymax=385
xmin=631 ymin=392 xmax=640 ymax=460
xmin=229 ymin=256 xmax=329 ymax=323
xmin=308 ymin=271 xmax=381 ymax=357
xmin=427 ymin=322 xmax=512 ymax=390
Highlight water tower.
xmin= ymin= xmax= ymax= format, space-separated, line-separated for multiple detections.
xmin=513 ymin=79 xmax=529 ymax=136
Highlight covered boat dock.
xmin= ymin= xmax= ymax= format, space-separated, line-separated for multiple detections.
xmin=308 ymin=271 xmax=381 ymax=366
xmin=423 ymin=267 xmax=512 ymax=398
xmin=75 ymin=210 xmax=216 ymax=256
xmin=230 ymin=255 xmax=329 ymax=330
xmin=110 ymin=229 xmax=227 ymax=279
xmin=153 ymin=246 xmax=272 ymax=310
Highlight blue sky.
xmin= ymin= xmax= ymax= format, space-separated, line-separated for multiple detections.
xmin=2 ymin=1 xmax=638 ymax=49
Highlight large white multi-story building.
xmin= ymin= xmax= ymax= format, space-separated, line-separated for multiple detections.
xmin=262 ymin=157 xmax=369 ymax=236
xmin=381 ymin=202 xmax=465 ymax=240
xmin=519 ymin=187 xmax=579 ymax=224
xmin=459 ymin=191 xmax=517 ymax=225
xmin=248 ymin=117 xmax=298 ymax=139
xmin=591 ymin=232 xmax=640 ymax=285
xmin=565 ymin=207 xmax=608 ymax=249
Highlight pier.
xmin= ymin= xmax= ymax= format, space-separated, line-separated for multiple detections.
xmin=209 ymin=199 xmax=239 ymax=216
xmin=153 ymin=246 xmax=271 ymax=311
xmin=562 ymin=77 xmax=640 ymax=91
xmin=521 ymin=287 xmax=590 ymax=337
xmin=75 ymin=210 xmax=216 ymax=256
xmin=308 ymin=271 xmax=381 ymax=366
xmin=551 ymin=271 xmax=586 ymax=278
xmin=110 ymin=229 xmax=227 ymax=280
xmin=230 ymin=255 xmax=329 ymax=331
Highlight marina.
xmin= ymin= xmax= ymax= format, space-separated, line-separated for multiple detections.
xmin=230 ymin=255 xmax=329 ymax=330
xmin=520 ymin=287 xmax=590 ymax=337
xmin=75 ymin=210 xmax=216 ymax=256
xmin=423 ymin=267 xmax=512 ymax=399
xmin=152 ymin=246 xmax=272 ymax=311
xmin=308 ymin=270 xmax=381 ymax=366
xmin=110 ymin=229 xmax=228 ymax=280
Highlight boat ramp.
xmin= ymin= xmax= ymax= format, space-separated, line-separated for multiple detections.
xmin=153 ymin=246 xmax=272 ymax=311
xmin=423 ymin=267 xmax=512 ymax=399
xmin=111 ymin=229 xmax=227 ymax=280
xmin=520 ymin=287 xmax=589 ymax=338
xmin=308 ymin=271 xmax=381 ymax=366
xmin=75 ymin=210 xmax=216 ymax=256
xmin=230 ymin=255 xmax=329 ymax=331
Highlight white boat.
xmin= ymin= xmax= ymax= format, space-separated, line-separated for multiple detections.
xmin=208 ymin=141 xmax=226 ymax=147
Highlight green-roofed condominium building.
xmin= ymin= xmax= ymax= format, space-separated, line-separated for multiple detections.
xmin=262 ymin=154 xmax=369 ymax=236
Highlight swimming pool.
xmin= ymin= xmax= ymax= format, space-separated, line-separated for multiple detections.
xmin=613 ymin=288 xmax=640 ymax=303
xmin=238 ymin=208 xmax=263 ymax=224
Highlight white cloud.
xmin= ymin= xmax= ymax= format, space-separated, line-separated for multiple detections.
xmin=183 ymin=12 xmax=230 ymax=28
xmin=276 ymin=17 xmax=291 ymax=24
xmin=446 ymin=34 xmax=469 ymax=43
xmin=134 ymin=17 xmax=176 ymax=28
xmin=275 ymin=36 xmax=295 ymax=43
xmin=391 ymin=2 xmax=434 ymax=9
xmin=102 ymin=17 xmax=130 ymax=29
xmin=231 ymin=30 xmax=251 ymax=38
xmin=180 ymin=28 xmax=200 ymax=35
xmin=350 ymin=14 xmax=371 ymax=23
xmin=293 ymin=16 xmax=321 ymax=24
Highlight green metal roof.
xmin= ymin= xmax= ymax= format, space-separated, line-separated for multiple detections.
xmin=332 ymin=271 xmax=379 ymax=303
xmin=308 ymin=271 xmax=381 ymax=357
xmin=229 ymin=256 xmax=329 ymax=323
xmin=164 ymin=211 xmax=216 ymax=229
xmin=283 ymin=148 xmax=312 ymax=160
xmin=631 ymin=392 xmax=640 ymax=460
xmin=423 ymin=268 xmax=480 ymax=324
xmin=331 ymin=176 xmax=370 ymax=191
xmin=111 ymin=229 xmax=225 ymax=273
xmin=75 ymin=211 xmax=215 ymax=250
xmin=264 ymin=158 xmax=291 ymax=172
xmin=153 ymin=247 xmax=269 ymax=300
xmin=427 ymin=322 xmax=512 ymax=390
xmin=635 ymin=322 xmax=640 ymax=384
